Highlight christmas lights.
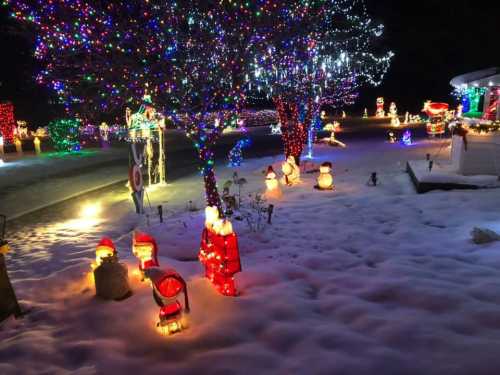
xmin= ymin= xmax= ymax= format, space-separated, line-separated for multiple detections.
xmin=249 ymin=0 xmax=392 ymax=163
xmin=126 ymin=95 xmax=166 ymax=187
xmin=423 ymin=101 xmax=448 ymax=136
xmin=47 ymin=119 xmax=80 ymax=152
xmin=0 ymin=102 xmax=16 ymax=145
xmin=199 ymin=207 xmax=241 ymax=297
xmin=402 ymin=130 xmax=412 ymax=146
xmin=228 ymin=137 xmax=252 ymax=168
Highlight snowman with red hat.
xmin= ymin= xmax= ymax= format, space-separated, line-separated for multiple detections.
xmin=93 ymin=237 xmax=131 ymax=300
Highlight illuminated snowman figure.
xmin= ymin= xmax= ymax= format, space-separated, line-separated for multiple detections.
xmin=264 ymin=165 xmax=282 ymax=199
xmin=316 ymin=162 xmax=334 ymax=190
xmin=281 ymin=156 xmax=300 ymax=186
xmin=94 ymin=237 xmax=116 ymax=268
xmin=389 ymin=102 xmax=400 ymax=127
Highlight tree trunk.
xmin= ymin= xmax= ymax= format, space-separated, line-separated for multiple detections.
xmin=274 ymin=97 xmax=318 ymax=166
xmin=200 ymin=154 xmax=223 ymax=214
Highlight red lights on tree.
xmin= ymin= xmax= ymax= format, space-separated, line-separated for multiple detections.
xmin=0 ymin=102 xmax=16 ymax=144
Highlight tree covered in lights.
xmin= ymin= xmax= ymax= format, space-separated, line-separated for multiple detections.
xmin=251 ymin=0 xmax=393 ymax=163
xmin=4 ymin=1 xmax=261 ymax=209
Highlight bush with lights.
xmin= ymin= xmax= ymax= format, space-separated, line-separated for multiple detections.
xmin=47 ymin=119 xmax=81 ymax=152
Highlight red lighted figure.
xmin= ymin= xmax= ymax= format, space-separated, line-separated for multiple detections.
xmin=0 ymin=102 xmax=16 ymax=144
xmin=422 ymin=101 xmax=448 ymax=136
xmin=146 ymin=268 xmax=190 ymax=335
xmin=132 ymin=232 xmax=159 ymax=280
xmin=199 ymin=207 xmax=242 ymax=296
xmin=94 ymin=237 xmax=117 ymax=268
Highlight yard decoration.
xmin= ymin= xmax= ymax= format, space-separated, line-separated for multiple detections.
xmin=315 ymin=162 xmax=334 ymax=190
xmin=264 ymin=165 xmax=282 ymax=200
xmin=146 ymin=267 xmax=190 ymax=336
xmin=199 ymin=207 xmax=241 ymax=296
xmin=132 ymin=232 xmax=160 ymax=281
xmin=281 ymin=156 xmax=301 ymax=186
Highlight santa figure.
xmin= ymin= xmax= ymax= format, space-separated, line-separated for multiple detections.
xmin=376 ymin=97 xmax=385 ymax=118
xmin=132 ymin=232 xmax=160 ymax=280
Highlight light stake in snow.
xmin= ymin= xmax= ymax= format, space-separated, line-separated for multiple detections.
xmin=147 ymin=268 xmax=190 ymax=336
xmin=368 ymin=172 xmax=378 ymax=186
xmin=132 ymin=232 xmax=160 ymax=281
xmin=199 ymin=207 xmax=242 ymax=296
xmin=158 ymin=205 xmax=163 ymax=224
xmin=267 ymin=204 xmax=274 ymax=224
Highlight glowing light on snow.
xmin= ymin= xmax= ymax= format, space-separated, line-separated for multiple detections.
xmin=80 ymin=202 xmax=102 ymax=219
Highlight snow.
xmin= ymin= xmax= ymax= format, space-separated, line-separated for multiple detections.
xmin=408 ymin=159 xmax=500 ymax=186
xmin=3 ymin=138 xmax=500 ymax=374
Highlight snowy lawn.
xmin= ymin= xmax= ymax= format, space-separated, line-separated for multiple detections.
xmin=2 ymin=138 xmax=500 ymax=375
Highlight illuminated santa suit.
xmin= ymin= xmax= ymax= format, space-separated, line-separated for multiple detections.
xmin=132 ymin=232 xmax=160 ymax=277
xmin=199 ymin=207 xmax=242 ymax=296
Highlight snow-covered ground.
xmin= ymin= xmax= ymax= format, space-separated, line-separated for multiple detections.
xmin=3 ymin=138 xmax=500 ymax=375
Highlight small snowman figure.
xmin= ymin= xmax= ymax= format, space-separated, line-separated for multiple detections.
xmin=388 ymin=130 xmax=397 ymax=143
xmin=281 ymin=156 xmax=300 ymax=186
xmin=264 ymin=165 xmax=282 ymax=199
xmin=315 ymin=162 xmax=334 ymax=190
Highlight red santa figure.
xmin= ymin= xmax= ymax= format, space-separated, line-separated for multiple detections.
xmin=94 ymin=237 xmax=117 ymax=268
xmin=199 ymin=207 xmax=242 ymax=296
xmin=146 ymin=267 xmax=190 ymax=336
xmin=132 ymin=232 xmax=160 ymax=280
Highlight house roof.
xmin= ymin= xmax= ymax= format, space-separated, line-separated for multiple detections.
xmin=450 ymin=67 xmax=500 ymax=88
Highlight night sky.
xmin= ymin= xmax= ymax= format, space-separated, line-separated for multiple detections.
xmin=0 ymin=1 xmax=499 ymax=125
